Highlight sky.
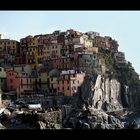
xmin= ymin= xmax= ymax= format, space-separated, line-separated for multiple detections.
xmin=0 ymin=11 xmax=140 ymax=74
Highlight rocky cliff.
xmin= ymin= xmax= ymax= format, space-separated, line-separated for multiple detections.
xmin=92 ymin=75 xmax=122 ymax=111
xmin=75 ymin=72 xmax=140 ymax=112
xmin=63 ymin=73 xmax=140 ymax=129
xmin=63 ymin=36 xmax=140 ymax=129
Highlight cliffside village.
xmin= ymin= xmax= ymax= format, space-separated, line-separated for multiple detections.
xmin=0 ymin=29 xmax=129 ymax=129
xmin=0 ymin=29 xmax=127 ymax=97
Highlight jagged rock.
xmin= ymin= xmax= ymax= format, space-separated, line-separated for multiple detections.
xmin=0 ymin=123 xmax=6 ymax=129
xmin=64 ymin=106 xmax=125 ymax=129
xmin=37 ymin=121 xmax=46 ymax=129
xmin=91 ymin=75 xmax=123 ymax=112
xmin=127 ymin=120 xmax=139 ymax=129
xmin=95 ymin=123 xmax=106 ymax=129
xmin=83 ymin=123 xmax=90 ymax=129
xmin=96 ymin=100 xmax=103 ymax=110
xmin=3 ymin=109 xmax=11 ymax=116
xmin=86 ymin=116 xmax=94 ymax=122
xmin=54 ymin=124 xmax=61 ymax=129
xmin=104 ymin=124 xmax=116 ymax=129
xmin=108 ymin=115 xmax=116 ymax=124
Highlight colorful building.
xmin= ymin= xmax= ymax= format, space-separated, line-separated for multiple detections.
xmin=20 ymin=35 xmax=38 ymax=68
xmin=48 ymin=69 xmax=60 ymax=95
xmin=57 ymin=70 xmax=85 ymax=96
xmin=0 ymin=39 xmax=20 ymax=56
xmin=17 ymin=72 xmax=36 ymax=98
xmin=0 ymin=67 xmax=6 ymax=91
xmin=6 ymin=70 xmax=20 ymax=91
xmin=0 ymin=38 xmax=20 ymax=66
xmin=46 ymin=44 xmax=61 ymax=60
xmin=37 ymin=67 xmax=49 ymax=93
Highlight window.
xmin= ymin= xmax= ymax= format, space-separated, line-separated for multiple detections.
xmin=62 ymin=87 xmax=64 ymax=90
xmin=11 ymin=85 xmax=13 ymax=90
xmin=46 ymin=101 xmax=49 ymax=105
xmin=39 ymin=72 xmax=41 ymax=76
xmin=27 ymin=79 xmax=28 ymax=83
xmin=1 ymin=79 xmax=3 ymax=82
xmin=10 ymin=79 xmax=13 ymax=83
xmin=0 ymin=68 xmax=1 ymax=71
xmin=73 ymin=80 xmax=75 ymax=84
xmin=51 ymin=78 xmax=53 ymax=81
xmin=62 ymin=80 xmax=64 ymax=84
xmin=78 ymin=80 xmax=79 ymax=84
xmin=58 ymin=87 xmax=59 ymax=90
xmin=67 ymin=86 xmax=69 ymax=90
xmin=58 ymin=81 xmax=59 ymax=84
xmin=67 ymin=80 xmax=69 ymax=84
xmin=39 ymin=78 xmax=41 ymax=83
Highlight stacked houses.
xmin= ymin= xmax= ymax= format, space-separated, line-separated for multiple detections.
xmin=0 ymin=29 xmax=125 ymax=98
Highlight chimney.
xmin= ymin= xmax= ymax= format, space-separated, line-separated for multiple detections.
xmin=0 ymin=34 xmax=2 ymax=39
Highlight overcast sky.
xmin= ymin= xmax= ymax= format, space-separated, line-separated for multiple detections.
xmin=0 ymin=11 xmax=140 ymax=74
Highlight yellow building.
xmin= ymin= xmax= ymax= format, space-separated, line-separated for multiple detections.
xmin=38 ymin=68 xmax=49 ymax=92
xmin=0 ymin=39 xmax=20 ymax=55
xmin=48 ymin=69 xmax=60 ymax=95
xmin=26 ymin=46 xmax=38 ymax=69
xmin=20 ymin=35 xmax=38 ymax=69
xmin=0 ymin=67 xmax=6 ymax=91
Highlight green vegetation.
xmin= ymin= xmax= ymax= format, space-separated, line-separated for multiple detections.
xmin=97 ymin=36 xmax=140 ymax=89
xmin=99 ymin=47 xmax=115 ymax=66
xmin=117 ymin=62 xmax=140 ymax=87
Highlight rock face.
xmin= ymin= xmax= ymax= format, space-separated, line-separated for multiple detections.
xmin=92 ymin=75 xmax=123 ymax=112
xmin=0 ymin=123 xmax=6 ymax=129
xmin=63 ymin=107 xmax=125 ymax=129
xmin=73 ymin=74 xmax=140 ymax=112
xmin=63 ymin=74 xmax=138 ymax=129
xmin=39 ymin=110 xmax=62 ymax=129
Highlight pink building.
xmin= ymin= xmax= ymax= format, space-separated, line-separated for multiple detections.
xmin=6 ymin=70 xmax=20 ymax=91
xmin=70 ymin=72 xmax=85 ymax=96
xmin=56 ymin=70 xmax=85 ymax=96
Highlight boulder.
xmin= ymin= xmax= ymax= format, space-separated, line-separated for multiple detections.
xmin=0 ymin=123 xmax=6 ymax=129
